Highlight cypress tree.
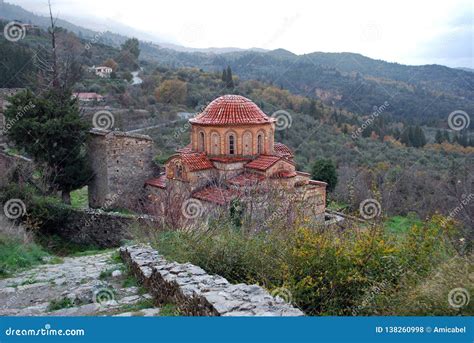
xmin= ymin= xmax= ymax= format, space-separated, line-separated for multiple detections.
xmin=226 ymin=65 xmax=234 ymax=88
xmin=221 ymin=68 xmax=227 ymax=82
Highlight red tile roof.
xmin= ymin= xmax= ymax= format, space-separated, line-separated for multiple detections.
xmin=210 ymin=156 xmax=250 ymax=163
xmin=274 ymin=142 xmax=293 ymax=158
xmin=192 ymin=186 xmax=238 ymax=205
xmin=271 ymin=170 xmax=297 ymax=178
xmin=145 ymin=174 xmax=167 ymax=188
xmin=189 ymin=95 xmax=276 ymax=126
xmin=227 ymin=173 xmax=265 ymax=187
xmin=309 ymin=180 xmax=328 ymax=187
xmin=245 ymin=155 xmax=281 ymax=171
xmin=180 ymin=152 xmax=214 ymax=172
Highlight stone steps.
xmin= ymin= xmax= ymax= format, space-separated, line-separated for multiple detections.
xmin=0 ymin=251 xmax=161 ymax=317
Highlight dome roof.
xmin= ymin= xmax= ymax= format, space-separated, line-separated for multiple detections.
xmin=190 ymin=95 xmax=275 ymax=126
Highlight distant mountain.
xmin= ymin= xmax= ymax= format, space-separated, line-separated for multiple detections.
xmin=1 ymin=1 xmax=472 ymax=125
xmin=457 ymin=67 xmax=474 ymax=73
xmin=136 ymin=45 xmax=474 ymax=124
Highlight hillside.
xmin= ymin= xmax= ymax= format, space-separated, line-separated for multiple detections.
xmin=139 ymin=46 xmax=474 ymax=126
xmin=1 ymin=1 xmax=472 ymax=127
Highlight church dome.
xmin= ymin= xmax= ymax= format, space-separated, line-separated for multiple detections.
xmin=190 ymin=95 xmax=275 ymax=126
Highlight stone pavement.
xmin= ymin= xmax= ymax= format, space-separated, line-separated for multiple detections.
xmin=0 ymin=251 xmax=161 ymax=316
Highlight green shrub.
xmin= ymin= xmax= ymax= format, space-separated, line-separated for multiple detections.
xmin=145 ymin=215 xmax=460 ymax=316
xmin=0 ymin=234 xmax=49 ymax=278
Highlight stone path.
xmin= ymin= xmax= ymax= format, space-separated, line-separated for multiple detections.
xmin=0 ymin=251 xmax=161 ymax=316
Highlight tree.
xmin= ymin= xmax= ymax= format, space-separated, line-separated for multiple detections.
xmin=400 ymin=128 xmax=411 ymax=146
xmin=155 ymin=79 xmax=187 ymax=104
xmin=103 ymin=58 xmax=118 ymax=71
xmin=4 ymin=90 xmax=92 ymax=204
xmin=311 ymin=159 xmax=338 ymax=192
xmin=225 ymin=65 xmax=234 ymax=88
xmin=309 ymin=99 xmax=317 ymax=118
xmin=121 ymin=38 xmax=140 ymax=59
xmin=221 ymin=68 xmax=227 ymax=82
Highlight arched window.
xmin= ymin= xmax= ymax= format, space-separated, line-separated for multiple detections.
xmin=198 ymin=131 xmax=205 ymax=152
xmin=243 ymin=131 xmax=252 ymax=155
xmin=211 ymin=132 xmax=220 ymax=155
xmin=175 ymin=164 xmax=183 ymax=179
xmin=257 ymin=133 xmax=264 ymax=154
xmin=228 ymin=134 xmax=235 ymax=155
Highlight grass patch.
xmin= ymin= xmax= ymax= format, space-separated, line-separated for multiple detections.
xmin=109 ymin=250 xmax=122 ymax=264
xmin=47 ymin=297 xmax=75 ymax=312
xmin=385 ymin=215 xmax=422 ymax=235
xmin=70 ymin=187 xmax=88 ymax=209
xmin=99 ymin=268 xmax=115 ymax=280
xmin=0 ymin=235 xmax=49 ymax=278
xmin=119 ymin=298 xmax=154 ymax=313
xmin=159 ymin=304 xmax=180 ymax=316
xmin=36 ymin=234 xmax=107 ymax=257
xmin=122 ymin=273 xmax=138 ymax=288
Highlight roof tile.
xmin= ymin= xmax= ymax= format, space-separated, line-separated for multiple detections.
xmin=190 ymin=95 xmax=275 ymax=126
xmin=145 ymin=174 xmax=167 ymax=188
xmin=180 ymin=152 xmax=215 ymax=172
xmin=245 ymin=155 xmax=281 ymax=171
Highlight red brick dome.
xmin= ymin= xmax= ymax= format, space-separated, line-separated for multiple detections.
xmin=190 ymin=95 xmax=275 ymax=126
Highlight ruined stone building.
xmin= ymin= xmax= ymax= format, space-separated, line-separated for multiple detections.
xmin=88 ymin=95 xmax=327 ymax=223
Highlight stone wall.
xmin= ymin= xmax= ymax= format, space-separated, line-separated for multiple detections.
xmin=120 ymin=245 xmax=304 ymax=316
xmin=87 ymin=129 xmax=157 ymax=209
xmin=52 ymin=208 xmax=157 ymax=248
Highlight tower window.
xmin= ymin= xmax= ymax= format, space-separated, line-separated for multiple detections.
xmin=257 ymin=134 xmax=263 ymax=154
xmin=229 ymin=135 xmax=235 ymax=155
xmin=199 ymin=132 xmax=205 ymax=152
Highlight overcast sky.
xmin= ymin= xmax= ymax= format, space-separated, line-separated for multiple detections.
xmin=7 ymin=0 xmax=474 ymax=68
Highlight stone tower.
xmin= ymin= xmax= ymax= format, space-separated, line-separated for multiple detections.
xmin=87 ymin=129 xmax=156 ymax=209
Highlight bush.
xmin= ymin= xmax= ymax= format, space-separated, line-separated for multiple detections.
xmin=142 ymin=215 xmax=462 ymax=315
xmin=0 ymin=217 xmax=49 ymax=277
xmin=0 ymin=183 xmax=73 ymax=232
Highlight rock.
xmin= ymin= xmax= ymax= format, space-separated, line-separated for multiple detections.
xmin=111 ymin=270 xmax=122 ymax=278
